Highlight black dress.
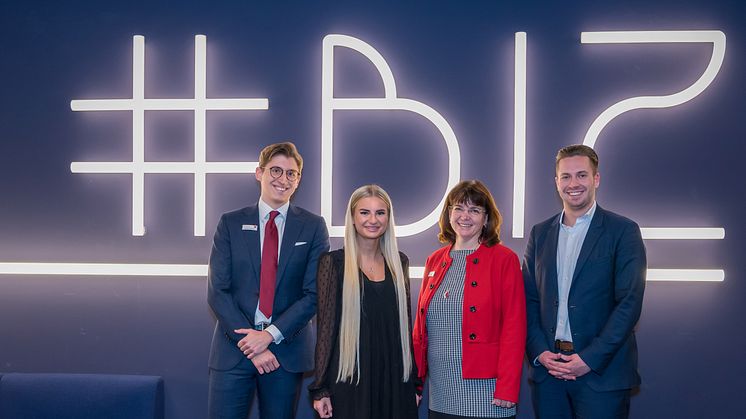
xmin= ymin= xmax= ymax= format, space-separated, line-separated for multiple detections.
xmin=309 ymin=249 xmax=419 ymax=419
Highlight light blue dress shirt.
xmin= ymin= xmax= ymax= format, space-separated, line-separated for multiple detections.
xmin=554 ymin=202 xmax=597 ymax=342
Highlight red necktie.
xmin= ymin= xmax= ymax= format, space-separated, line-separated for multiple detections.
xmin=259 ymin=210 xmax=279 ymax=318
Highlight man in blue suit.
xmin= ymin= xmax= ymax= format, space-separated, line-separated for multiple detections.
xmin=207 ymin=142 xmax=330 ymax=419
xmin=522 ymin=144 xmax=646 ymax=419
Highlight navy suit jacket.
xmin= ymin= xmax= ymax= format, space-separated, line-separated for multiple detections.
xmin=207 ymin=203 xmax=330 ymax=373
xmin=522 ymin=205 xmax=646 ymax=391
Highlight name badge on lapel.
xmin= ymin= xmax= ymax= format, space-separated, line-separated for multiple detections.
xmin=242 ymin=224 xmax=258 ymax=231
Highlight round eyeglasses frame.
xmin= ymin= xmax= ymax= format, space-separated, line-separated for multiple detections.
xmin=262 ymin=166 xmax=301 ymax=182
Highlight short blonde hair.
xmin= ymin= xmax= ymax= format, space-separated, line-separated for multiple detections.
xmin=258 ymin=142 xmax=303 ymax=173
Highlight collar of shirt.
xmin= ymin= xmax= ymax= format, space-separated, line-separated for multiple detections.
xmin=559 ymin=201 xmax=597 ymax=231
xmin=258 ymin=198 xmax=289 ymax=224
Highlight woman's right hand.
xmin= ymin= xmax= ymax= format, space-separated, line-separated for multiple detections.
xmin=313 ymin=397 xmax=333 ymax=418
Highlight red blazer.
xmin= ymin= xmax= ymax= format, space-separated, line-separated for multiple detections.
xmin=412 ymin=243 xmax=526 ymax=402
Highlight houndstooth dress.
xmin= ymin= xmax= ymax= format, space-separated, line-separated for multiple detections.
xmin=426 ymin=249 xmax=516 ymax=418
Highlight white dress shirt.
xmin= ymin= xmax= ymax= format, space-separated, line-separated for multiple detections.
xmin=254 ymin=198 xmax=289 ymax=343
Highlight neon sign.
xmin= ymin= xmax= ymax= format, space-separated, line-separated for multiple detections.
xmin=321 ymin=34 xmax=461 ymax=238
xmin=70 ymin=35 xmax=267 ymax=237
xmin=0 ymin=32 xmax=727 ymax=281
xmin=510 ymin=30 xmax=726 ymax=281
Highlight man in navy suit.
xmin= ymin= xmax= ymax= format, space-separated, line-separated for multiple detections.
xmin=522 ymin=144 xmax=646 ymax=419
xmin=207 ymin=142 xmax=330 ymax=419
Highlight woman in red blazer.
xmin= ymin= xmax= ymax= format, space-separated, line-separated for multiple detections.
xmin=413 ymin=180 xmax=526 ymax=419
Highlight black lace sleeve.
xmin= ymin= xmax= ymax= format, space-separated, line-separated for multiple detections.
xmin=308 ymin=251 xmax=340 ymax=400
xmin=400 ymin=252 xmax=423 ymax=394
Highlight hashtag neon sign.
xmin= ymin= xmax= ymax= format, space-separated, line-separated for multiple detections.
xmin=70 ymin=35 xmax=267 ymax=236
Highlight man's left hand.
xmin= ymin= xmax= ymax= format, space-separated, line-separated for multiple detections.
xmin=251 ymin=349 xmax=280 ymax=374
xmin=557 ymin=353 xmax=591 ymax=378
xmin=234 ymin=329 xmax=274 ymax=358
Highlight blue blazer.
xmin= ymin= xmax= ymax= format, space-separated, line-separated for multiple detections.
xmin=522 ymin=205 xmax=646 ymax=391
xmin=207 ymin=204 xmax=330 ymax=373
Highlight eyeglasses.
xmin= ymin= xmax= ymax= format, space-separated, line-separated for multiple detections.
xmin=262 ymin=166 xmax=301 ymax=182
xmin=450 ymin=205 xmax=485 ymax=216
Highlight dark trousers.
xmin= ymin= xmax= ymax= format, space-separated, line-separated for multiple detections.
xmin=530 ymin=376 xmax=630 ymax=419
xmin=208 ymin=357 xmax=302 ymax=419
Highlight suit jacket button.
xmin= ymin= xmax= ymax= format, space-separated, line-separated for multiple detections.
xmin=473 ymin=258 xmax=479 ymax=264
xmin=554 ymin=300 xmax=559 ymax=307
xmin=420 ymin=308 xmax=425 ymax=314
xmin=469 ymin=306 xmax=476 ymax=313
xmin=429 ymin=284 xmax=434 ymax=289
xmin=550 ymin=327 xmax=555 ymax=333
xmin=469 ymin=333 xmax=476 ymax=340
xmin=471 ymin=281 xmax=477 ymax=287
xmin=440 ymin=262 xmax=447 ymax=268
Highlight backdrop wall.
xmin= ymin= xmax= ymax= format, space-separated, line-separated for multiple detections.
xmin=1 ymin=1 xmax=744 ymax=418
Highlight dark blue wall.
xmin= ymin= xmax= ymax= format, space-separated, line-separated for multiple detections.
xmin=1 ymin=1 xmax=744 ymax=418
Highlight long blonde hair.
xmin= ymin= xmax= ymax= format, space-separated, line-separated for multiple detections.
xmin=337 ymin=184 xmax=412 ymax=383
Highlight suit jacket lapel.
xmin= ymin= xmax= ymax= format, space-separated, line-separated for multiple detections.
xmin=276 ymin=205 xmax=303 ymax=287
xmin=571 ymin=205 xmax=605 ymax=282
xmin=542 ymin=214 xmax=561 ymax=302
xmin=240 ymin=205 xmax=262 ymax=288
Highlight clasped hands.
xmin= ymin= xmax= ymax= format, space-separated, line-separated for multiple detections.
xmin=538 ymin=350 xmax=591 ymax=381
xmin=234 ymin=328 xmax=278 ymax=374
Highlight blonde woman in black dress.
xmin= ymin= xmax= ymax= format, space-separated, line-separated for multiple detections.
xmin=309 ymin=184 xmax=420 ymax=419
